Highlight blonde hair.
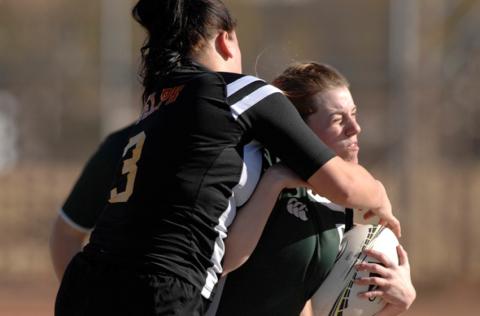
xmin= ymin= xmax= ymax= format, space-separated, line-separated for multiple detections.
xmin=272 ymin=62 xmax=350 ymax=119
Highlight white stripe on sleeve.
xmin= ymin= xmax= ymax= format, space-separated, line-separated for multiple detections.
xmin=226 ymin=75 xmax=263 ymax=97
xmin=58 ymin=208 xmax=93 ymax=233
xmin=230 ymin=85 xmax=282 ymax=120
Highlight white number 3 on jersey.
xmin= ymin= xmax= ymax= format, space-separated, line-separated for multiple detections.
xmin=109 ymin=131 xmax=146 ymax=203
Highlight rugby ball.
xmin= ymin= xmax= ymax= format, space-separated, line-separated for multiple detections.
xmin=311 ymin=225 xmax=399 ymax=316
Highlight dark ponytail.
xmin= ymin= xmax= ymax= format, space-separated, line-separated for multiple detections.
xmin=132 ymin=0 xmax=236 ymax=101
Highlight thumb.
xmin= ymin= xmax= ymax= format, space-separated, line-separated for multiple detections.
xmin=397 ymin=244 xmax=409 ymax=267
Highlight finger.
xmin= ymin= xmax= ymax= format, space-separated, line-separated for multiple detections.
xmin=354 ymin=276 xmax=389 ymax=287
xmin=386 ymin=216 xmax=401 ymax=238
xmin=396 ymin=244 xmax=409 ymax=267
xmin=357 ymin=289 xmax=385 ymax=300
xmin=363 ymin=210 xmax=375 ymax=220
xmin=363 ymin=249 xmax=394 ymax=268
xmin=355 ymin=262 xmax=389 ymax=277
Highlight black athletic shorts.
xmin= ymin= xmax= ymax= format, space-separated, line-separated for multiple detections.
xmin=55 ymin=252 xmax=209 ymax=316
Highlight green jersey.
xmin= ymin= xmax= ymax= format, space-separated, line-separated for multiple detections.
xmin=211 ymin=151 xmax=353 ymax=316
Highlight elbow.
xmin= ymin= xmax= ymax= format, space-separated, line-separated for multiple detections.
xmin=221 ymin=267 xmax=232 ymax=277
xmin=221 ymin=254 xmax=250 ymax=277
xmin=49 ymin=217 xmax=62 ymax=255
xmin=325 ymin=175 xmax=358 ymax=206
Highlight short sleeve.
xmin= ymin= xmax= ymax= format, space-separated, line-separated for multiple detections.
xmin=238 ymin=88 xmax=335 ymax=180
xmin=61 ymin=125 xmax=132 ymax=230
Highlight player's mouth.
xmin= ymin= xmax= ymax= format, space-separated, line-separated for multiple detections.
xmin=347 ymin=142 xmax=359 ymax=152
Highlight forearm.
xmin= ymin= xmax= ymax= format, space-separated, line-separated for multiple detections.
xmin=300 ymin=300 xmax=314 ymax=316
xmin=308 ymin=156 xmax=385 ymax=210
xmin=222 ymin=173 xmax=285 ymax=275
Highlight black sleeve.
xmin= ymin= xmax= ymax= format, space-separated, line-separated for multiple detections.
xmin=61 ymin=126 xmax=131 ymax=230
xmin=241 ymin=89 xmax=335 ymax=180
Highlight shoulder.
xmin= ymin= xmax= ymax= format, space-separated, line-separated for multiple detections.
xmin=220 ymin=73 xmax=264 ymax=86
xmin=191 ymin=72 xmax=271 ymax=101
xmin=166 ymin=67 xmax=226 ymax=95
xmin=220 ymin=73 xmax=282 ymax=100
xmin=219 ymin=74 xmax=286 ymax=120
xmin=169 ymin=70 xmax=229 ymax=103
xmin=93 ymin=125 xmax=134 ymax=163
xmin=103 ymin=124 xmax=134 ymax=147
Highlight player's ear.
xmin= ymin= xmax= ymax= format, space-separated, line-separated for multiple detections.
xmin=215 ymin=31 xmax=234 ymax=60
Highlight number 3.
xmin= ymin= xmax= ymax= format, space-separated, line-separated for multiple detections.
xmin=109 ymin=131 xmax=146 ymax=203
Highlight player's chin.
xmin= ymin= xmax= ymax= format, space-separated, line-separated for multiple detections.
xmin=340 ymin=150 xmax=359 ymax=164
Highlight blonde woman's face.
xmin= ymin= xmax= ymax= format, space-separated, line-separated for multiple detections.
xmin=306 ymin=87 xmax=361 ymax=163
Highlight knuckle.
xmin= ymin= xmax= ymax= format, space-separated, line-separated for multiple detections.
xmin=370 ymin=264 xmax=381 ymax=273
xmin=371 ymin=277 xmax=383 ymax=285
xmin=366 ymin=290 xmax=382 ymax=298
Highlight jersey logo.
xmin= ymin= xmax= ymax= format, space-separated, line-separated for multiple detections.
xmin=160 ymin=85 xmax=184 ymax=105
xmin=139 ymin=85 xmax=185 ymax=121
xmin=286 ymin=198 xmax=309 ymax=221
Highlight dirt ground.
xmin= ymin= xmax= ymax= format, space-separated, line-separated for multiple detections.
xmin=0 ymin=279 xmax=478 ymax=316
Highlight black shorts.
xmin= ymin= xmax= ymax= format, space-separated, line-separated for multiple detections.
xmin=55 ymin=252 xmax=209 ymax=316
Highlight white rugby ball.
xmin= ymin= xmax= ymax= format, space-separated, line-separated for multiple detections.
xmin=311 ymin=225 xmax=399 ymax=316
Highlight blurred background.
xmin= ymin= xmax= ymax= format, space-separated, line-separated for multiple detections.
xmin=1 ymin=0 xmax=479 ymax=315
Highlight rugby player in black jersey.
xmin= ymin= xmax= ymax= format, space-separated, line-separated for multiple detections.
xmin=211 ymin=63 xmax=415 ymax=316
xmin=54 ymin=1 xmax=400 ymax=315
xmin=50 ymin=63 xmax=414 ymax=316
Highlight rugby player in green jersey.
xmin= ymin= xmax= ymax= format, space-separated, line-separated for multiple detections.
xmin=50 ymin=62 xmax=412 ymax=315
xmin=213 ymin=63 xmax=415 ymax=316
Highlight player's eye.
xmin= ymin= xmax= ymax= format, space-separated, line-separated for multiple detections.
xmin=331 ymin=115 xmax=343 ymax=124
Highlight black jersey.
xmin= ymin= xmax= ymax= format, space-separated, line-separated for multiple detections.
xmin=60 ymin=125 xmax=133 ymax=231
xmin=86 ymin=65 xmax=335 ymax=299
